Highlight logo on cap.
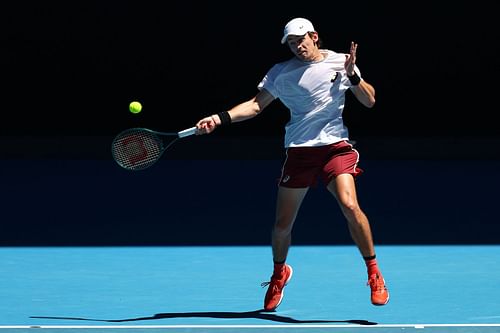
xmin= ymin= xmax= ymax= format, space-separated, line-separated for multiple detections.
xmin=281 ymin=18 xmax=315 ymax=44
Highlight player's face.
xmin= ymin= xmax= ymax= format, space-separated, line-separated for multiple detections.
xmin=286 ymin=33 xmax=319 ymax=61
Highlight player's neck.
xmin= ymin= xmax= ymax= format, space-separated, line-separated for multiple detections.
xmin=307 ymin=49 xmax=324 ymax=63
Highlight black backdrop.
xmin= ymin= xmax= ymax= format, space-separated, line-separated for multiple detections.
xmin=2 ymin=0 xmax=498 ymax=140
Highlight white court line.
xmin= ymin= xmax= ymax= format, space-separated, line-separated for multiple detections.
xmin=1 ymin=324 xmax=500 ymax=329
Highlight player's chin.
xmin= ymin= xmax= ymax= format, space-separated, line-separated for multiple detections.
xmin=294 ymin=51 xmax=307 ymax=60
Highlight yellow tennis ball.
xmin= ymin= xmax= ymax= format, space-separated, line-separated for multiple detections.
xmin=129 ymin=101 xmax=142 ymax=114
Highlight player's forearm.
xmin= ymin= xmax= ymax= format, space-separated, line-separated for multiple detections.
xmin=228 ymin=100 xmax=262 ymax=123
xmin=212 ymin=100 xmax=261 ymax=125
xmin=351 ymin=80 xmax=376 ymax=108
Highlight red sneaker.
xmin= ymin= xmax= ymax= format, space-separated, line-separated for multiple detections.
xmin=367 ymin=272 xmax=390 ymax=306
xmin=261 ymin=264 xmax=293 ymax=311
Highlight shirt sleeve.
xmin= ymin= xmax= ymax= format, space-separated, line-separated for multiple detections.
xmin=257 ymin=63 xmax=283 ymax=98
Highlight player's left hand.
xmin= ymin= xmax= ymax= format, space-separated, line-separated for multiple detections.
xmin=344 ymin=41 xmax=357 ymax=76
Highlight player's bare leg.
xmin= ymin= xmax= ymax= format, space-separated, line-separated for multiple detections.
xmin=272 ymin=186 xmax=309 ymax=262
xmin=262 ymin=186 xmax=308 ymax=311
xmin=327 ymin=174 xmax=374 ymax=256
xmin=327 ymin=174 xmax=389 ymax=305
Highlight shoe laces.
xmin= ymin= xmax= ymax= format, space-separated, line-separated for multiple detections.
xmin=261 ymin=272 xmax=284 ymax=289
xmin=261 ymin=280 xmax=281 ymax=296
xmin=367 ymin=274 xmax=385 ymax=292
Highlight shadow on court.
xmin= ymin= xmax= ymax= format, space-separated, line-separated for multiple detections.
xmin=31 ymin=309 xmax=377 ymax=325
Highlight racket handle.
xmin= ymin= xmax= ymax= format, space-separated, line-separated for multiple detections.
xmin=178 ymin=126 xmax=197 ymax=138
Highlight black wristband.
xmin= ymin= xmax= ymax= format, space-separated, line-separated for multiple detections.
xmin=347 ymin=72 xmax=361 ymax=86
xmin=217 ymin=111 xmax=232 ymax=126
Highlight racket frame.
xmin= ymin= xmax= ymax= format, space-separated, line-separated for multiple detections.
xmin=111 ymin=126 xmax=197 ymax=171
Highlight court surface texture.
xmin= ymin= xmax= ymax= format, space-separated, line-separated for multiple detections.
xmin=1 ymin=245 xmax=499 ymax=332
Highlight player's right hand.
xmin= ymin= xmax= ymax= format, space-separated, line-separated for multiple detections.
xmin=196 ymin=115 xmax=218 ymax=135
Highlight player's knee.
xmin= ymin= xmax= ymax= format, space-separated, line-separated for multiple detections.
xmin=340 ymin=199 xmax=357 ymax=213
xmin=340 ymin=201 xmax=363 ymax=219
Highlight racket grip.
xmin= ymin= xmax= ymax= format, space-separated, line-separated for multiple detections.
xmin=178 ymin=126 xmax=197 ymax=138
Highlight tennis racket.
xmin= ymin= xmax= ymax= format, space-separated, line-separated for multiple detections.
xmin=111 ymin=126 xmax=196 ymax=171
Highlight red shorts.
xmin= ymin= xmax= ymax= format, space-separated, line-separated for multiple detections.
xmin=278 ymin=140 xmax=363 ymax=188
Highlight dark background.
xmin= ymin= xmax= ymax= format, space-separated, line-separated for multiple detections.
xmin=2 ymin=0 xmax=498 ymax=139
xmin=1 ymin=0 xmax=499 ymax=245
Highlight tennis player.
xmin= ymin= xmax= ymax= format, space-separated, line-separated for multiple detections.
xmin=195 ymin=17 xmax=389 ymax=311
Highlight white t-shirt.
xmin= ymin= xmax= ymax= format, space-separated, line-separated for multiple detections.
xmin=258 ymin=49 xmax=360 ymax=148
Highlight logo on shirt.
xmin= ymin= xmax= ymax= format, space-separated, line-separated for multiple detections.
xmin=330 ymin=72 xmax=339 ymax=83
xmin=282 ymin=175 xmax=290 ymax=183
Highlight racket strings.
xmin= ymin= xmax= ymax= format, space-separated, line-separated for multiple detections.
xmin=112 ymin=129 xmax=164 ymax=170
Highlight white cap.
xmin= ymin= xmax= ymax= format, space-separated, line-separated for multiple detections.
xmin=281 ymin=18 xmax=315 ymax=44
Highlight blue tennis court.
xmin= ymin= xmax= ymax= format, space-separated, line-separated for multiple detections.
xmin=1 ymin=245 xmax=499 ymax=332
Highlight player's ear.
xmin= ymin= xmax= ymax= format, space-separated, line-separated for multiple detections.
xmin=310 ymin=32 xmax=320 ymax=47
xmin=311 ymin=32 xmax=319 ymax=42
